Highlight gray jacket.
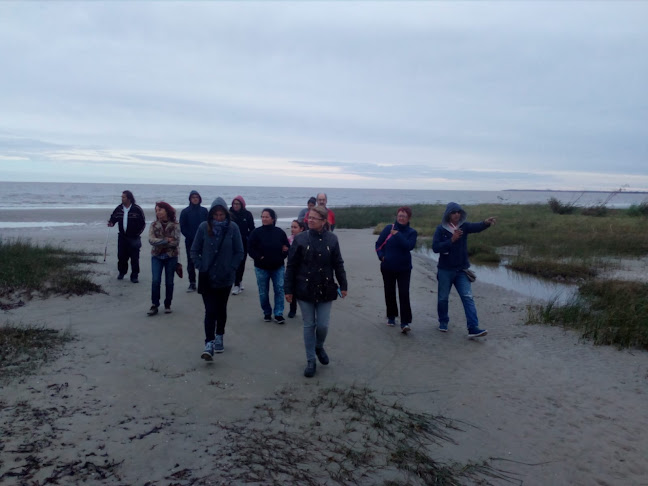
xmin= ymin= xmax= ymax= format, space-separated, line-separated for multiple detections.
xmin=190 ymin=197 xmax=244 ymax=289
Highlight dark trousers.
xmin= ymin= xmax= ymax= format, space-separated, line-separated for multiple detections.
xmin=201 ymin=285 xmax=232 ymax=342
xmin=185 ymin=240 xmax=196 ymax=284
xmin=289 ymin=299 xmax=297 ymax=315
xmin=235 ymin=249 xmax=248 ymax=286
xmin=381 ymin=268 xmax=412 ymax=324
xmin=117 ymin=234 xmax=141 ymax=277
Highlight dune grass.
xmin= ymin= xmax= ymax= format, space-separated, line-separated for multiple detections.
xmin=526 ymin=280 xmax=648 ymax=350
xmin=0 ymin=238 xmax=102 ymax=302
xmin=0 ymin=322 xmax=74 ymax=380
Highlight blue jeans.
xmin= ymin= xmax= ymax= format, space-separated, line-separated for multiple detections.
xmin=437 ymin=268 xmax=479 ymax=329
xmin=254 ymin=266 xmax=285 ymax=316
xmin=298 ymin=300 xmax=332 ymax=362
xmin=151 ymin=256 xmax=177 ymax=307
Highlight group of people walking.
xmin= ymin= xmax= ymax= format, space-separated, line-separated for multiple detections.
xmin=108 ymin=190 xmax=495 ymax=377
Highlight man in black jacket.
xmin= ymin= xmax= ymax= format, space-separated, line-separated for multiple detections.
xmin=107 ymin=190 xmax=146 ymax=283
xmin=180 ymin=190 xmax=208 ymax=292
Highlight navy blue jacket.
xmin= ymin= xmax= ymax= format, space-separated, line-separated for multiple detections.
xmin=247 ymin=224 xmax=290 ymax=270
xmin=375 ymin=221 xmax=418 ymax=272
xmin=432 ymin=202 xmax=489 ymax=270
xmin=180 ymin=190 xmax=208 ymax=244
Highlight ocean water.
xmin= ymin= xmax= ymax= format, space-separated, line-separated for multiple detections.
xmin=1 ymin=181 xmax=646 ymax=210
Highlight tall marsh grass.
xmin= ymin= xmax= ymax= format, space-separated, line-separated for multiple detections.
xmin=0 ymin=238 xmax=102 ymax=298
xmin=527 ymin=280 xmax=648 ymax=350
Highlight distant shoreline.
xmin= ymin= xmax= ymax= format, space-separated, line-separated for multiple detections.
xmin=504 ymin=189 xmax=648 ymax=194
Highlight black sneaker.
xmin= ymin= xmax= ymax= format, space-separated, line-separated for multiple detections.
xmin=147 ymin=306 xmax=158 ymax=316
xmin=187 ymin=283 xmax=196 ymax=292
xmin=288 ymin=311 xmax=296 ymax=318
xmin=304 ymin=359 xmax=316 ymax=378
xmin=315 ymin=347 xmax=329 ymax=365
xmin=263 ymin=314 xmax=272 ymax=322
xmin=468 ymin=327 xmax=488 ymax=338
xmin=117 ymin=273 xmax=125 ymax=280
xmin=274 ymin=315 xmax=286 ymax=324
xmin=131 ymin=275 xmax=139 ymax=283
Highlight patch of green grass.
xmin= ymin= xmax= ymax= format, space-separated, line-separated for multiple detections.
xmin=627 ymin=202 xmax=648 ymax=217
xmin=526 ymin=279 xmax=648 ymax=349
xmin=507 ymin=258 xmax=598 ymax=281
xmin=0 ymin=322 xmax=74 ymax=380
xmin=0 ymin=238 xmax=102 ymax=300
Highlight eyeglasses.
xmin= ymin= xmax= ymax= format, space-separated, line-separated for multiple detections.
xmin=308 ymin=216 xmax=324 ymax=221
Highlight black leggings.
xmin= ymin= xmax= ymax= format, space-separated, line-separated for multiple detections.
xmin=201 ymin=285 xmax=232 ymax=341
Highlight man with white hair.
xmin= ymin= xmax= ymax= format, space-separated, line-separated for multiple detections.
xmin=316 ymin=192 xmax=336 ymax=231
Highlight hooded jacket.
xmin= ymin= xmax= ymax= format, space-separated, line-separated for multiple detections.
xmin=229 ymin=195 xmax=255 ymax=251
xmin=247 ymin=214 xmax=290 ymax=270
xmin=190 ymin=197 xmax=244 ymax=289
xmin=432 ymin=202 xmax=490 ymax=270
xmin=375 ymin=220 xmax=418 ymax=272
xmin=180 ymin=190 xmax=209 ymax=243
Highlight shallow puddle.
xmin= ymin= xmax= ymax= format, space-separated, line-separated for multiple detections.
xmin=416 ymin=248 xmax=578 ymax=304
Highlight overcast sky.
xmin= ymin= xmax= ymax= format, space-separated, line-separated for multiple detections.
xmin=1 ymin=2 xmax=646 ymax=191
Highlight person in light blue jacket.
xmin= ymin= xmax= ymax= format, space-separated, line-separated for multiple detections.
xmin=191 ymin=197 xmax=244 ymax=359
xmin=375 ymin=206 xmax=417 ymax=334
xmin=432 ymin=202 xmax=496 ymax=337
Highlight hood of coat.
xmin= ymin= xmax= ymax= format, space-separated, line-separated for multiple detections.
xmin=441 ymin=202 xmax=467 ymax=231
xmin=209 ymin=197 xmax=230 ymax=220
xmin=188 ymin=190 xmax=202 ymax=204
xmin=231 ymin=195 xmax=246 ymax=210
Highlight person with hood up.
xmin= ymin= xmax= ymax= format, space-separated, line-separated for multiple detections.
xmin=229 ymin=195 xmax=255 ymax=295
xmin=180 ymin=190 xmax=208 ymax=292
xmin=285 ymin=204 xmax=348 ymax=378
xmin=432 ymin=202 xmax=496 ymax=337
xmin=191 ymin=197 xmax=244 ymax=359
xmin=247 ymin=208 xmax=290 ymax=324
xmin=375 ymin=206 xmax=418 ymax=334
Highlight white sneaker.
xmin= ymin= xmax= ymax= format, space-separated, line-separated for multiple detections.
xmin=232 ymin=285 xmax=241 ymax=295
xmin=240 ymin=283 xmax=244 ymax=291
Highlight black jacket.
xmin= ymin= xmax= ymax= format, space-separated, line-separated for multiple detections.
xmin=285 ymin=229 xmax=348 ymax=303
xmin=229 ymin=208 xmax=255 ymax=251
xmin=109 ymin=204 xmax=146 ymax=238
xmin=247 ymin=224 xmax=289 ymax=270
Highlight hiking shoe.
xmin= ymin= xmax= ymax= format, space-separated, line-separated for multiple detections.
xmin=201 ymin=341 xmax=215 ymax=361
xmin=304 ymin=359 xmax=317 ymax=378
xmin=401 ymin=324 xmax=411 ymax=334
xmin=288 ymin=311 xmax=296 ymax=318
xmin=387 ymin=318 xmax=396 ymax=327
xmin=264 ymin=314 xmax=272 ymax=322
xmin=315 ymin=347 xmax=329 ymax=365
xmin=147 ymin=306 xmax=158 ymax=316
xmin=130 ymin=275 xmax=139 ymax=283
xmin=232 ymin=285 xmax=241 ymax=295
xmin=468 ymin=327 xmax=488 ymax=338
xmin=214 ymin=335 xmax=224 ymax=353
xmin=275 ymin=315 xmax=286 ymax=324
xmin=187 ymin=283 xmax=196 ymax=292
xmin=439 ymin=323 xmax=448 ymax=332
xmin=164 ymin=306 xmax=172 ymax=314
xmin=117 ymin=273 xmax=125 ymax=280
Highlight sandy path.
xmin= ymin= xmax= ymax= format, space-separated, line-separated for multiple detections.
xmin=1 ymin=222 xmax=647 ymax=485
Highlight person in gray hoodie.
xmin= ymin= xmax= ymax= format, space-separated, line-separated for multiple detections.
xmin=432 ymin=202 xmax=496 ymax=337
xmin=180 ymin=190 xmax=208 ymax=292
xmin=191 ymin=197 xmax=244 ymax=359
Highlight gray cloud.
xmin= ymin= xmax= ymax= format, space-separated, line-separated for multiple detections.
xmin=0 ymin=2 xmax=646 ymax=189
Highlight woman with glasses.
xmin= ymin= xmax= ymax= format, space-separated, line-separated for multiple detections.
xmin=285 ymin=205 xmax=348 ymax=378
xmin=432 ymin=202 xmax=496 ymax=337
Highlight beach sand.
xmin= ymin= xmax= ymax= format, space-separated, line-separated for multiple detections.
xmin=1 ymin=211 xmax=647 ymax=485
